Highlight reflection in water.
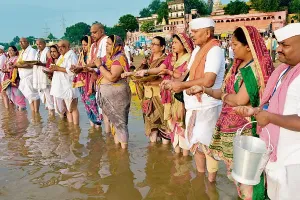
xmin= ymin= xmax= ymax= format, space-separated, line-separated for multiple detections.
xmin=0 ymin=97 xmax=237 ymax=199
xmin=103 ymin=145 xmax=142 ymax=199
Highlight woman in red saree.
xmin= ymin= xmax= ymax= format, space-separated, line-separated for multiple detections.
xmin=72 ymin=36 xmax=102 ymax=128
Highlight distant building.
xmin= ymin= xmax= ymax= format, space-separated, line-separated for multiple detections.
xmin=211 ymin=11 xmax=287 ymax=37
xmin=137 ymin=14 xmax=159 ymax=31
xmin=168 ymin=0 xmax=185 ymax=27
xmin=211 ymin=0 xmax=225 ymax=16
xmin=287 ymin=14 xmax=299 ymax=24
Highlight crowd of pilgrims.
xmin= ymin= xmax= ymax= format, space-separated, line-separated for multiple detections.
xmin=0 ymin=17 xmax=300 ymax=199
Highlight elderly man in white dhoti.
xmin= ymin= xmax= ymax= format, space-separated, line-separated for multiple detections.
xmin=33 ymin=38 xmax=55 ymax=116
xmin=50 ymin=40 xmax=80 ymax=125
xmin=235 ymin=23 xmax=300 ymax=200
xmin=15 ymin=37 xmax=39 ymax=113
xmin=161 ymin=18 xmax=225 ymax=182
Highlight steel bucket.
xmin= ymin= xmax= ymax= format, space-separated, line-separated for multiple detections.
xmin=231 ymin=121 xmax=273 ymax=185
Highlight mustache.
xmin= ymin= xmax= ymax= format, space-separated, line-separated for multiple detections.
xmin=277 ymin=52 xmax=284 ymax=55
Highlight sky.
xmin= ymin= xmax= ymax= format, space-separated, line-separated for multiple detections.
xmin=0 ymin=0 xmax=230 ymax=43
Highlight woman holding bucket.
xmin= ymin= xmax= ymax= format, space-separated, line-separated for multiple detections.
xmin=186 ymin=26 xmax=274 ymax=199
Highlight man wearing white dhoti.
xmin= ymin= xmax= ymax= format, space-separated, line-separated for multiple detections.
xmin=235 ymin=23 xmax=300 ymax=200
xmin=161 ymin=18 xmax=225 ymax=182
xmin=50 ymin=40 xmax=80 ymax=125
xmin=33 ymin=38 xmax=54 ymax=116
xmin=15 ymin=37 xmax=39 ymax=113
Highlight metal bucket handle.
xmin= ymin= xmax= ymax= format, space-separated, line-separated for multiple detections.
xmin=236 ymin=121 xmax=273 ymax=151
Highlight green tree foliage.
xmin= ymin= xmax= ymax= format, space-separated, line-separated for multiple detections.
xmin=140 ymin=21 xmax=155 ymax=33
xmin=0 ymin=43 xmax=9 ymax=50
xmin=118 ymin=14 xmax=139 ymax=32
xmin=139 ymin=8 xmax=152 ymax=17
xmin=27 ymin=36 xmax=36 ymax=45
xmin=157 ymin=2 xmax=169 ymax=24
xmin=185 ymin=0 xmax=210 ymax=16
xmin=250 ymin=0 xmax=282 ymax=12
xmin=139 ymin=0 xmax=167 ymax=18
xmin=47 ymin=33 xmax=57 ymax=40
xmin=289 ymin=0 xmax=300 ymax=20
xmin=149 ymin=0 xmax=162 ymax=13
xmin=64 ymin=22 xmax=91 ymax=44
xmin=289 ymin=0 xmax=300 ymax=13
xmin=224 ymin=0 xmax=250 ymax=15
xmin=280 ymin=0 xmax=292 ymax=7
xmin=105 ymin=25 xmax=127 ymax=40
xmin=10 ymin=36 xmax=20 ymax=46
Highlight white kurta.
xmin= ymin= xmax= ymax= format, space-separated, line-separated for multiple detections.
xmin=184 ymin=46 xmax=225 ymax=148
xmin=50 ymin=50 xmax=79 ymax=111
xmin=265 ymin=73 xmax=300 ymax=200
xmin=18 ymin=46 xmax=39 ymax=103
xmin=33 ymin=47 xmax=54 ymax=110
xmin=33 ymin=47 xmax=49 ymax=90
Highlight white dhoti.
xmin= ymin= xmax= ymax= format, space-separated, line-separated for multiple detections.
xmin=266 ymin=137 xmax=300 ymax=200
xmin=185 ymin=105 xmax=222 ymax=149
xmin=51 ymin=86 xmax=79 ymax=113
xmin=50 ymin=50 xmax=79 ymax=114
xmin=18 ymin=75 xmax=39 ymax=104
xmin=39 ymin=86 xmax=54 ymax=110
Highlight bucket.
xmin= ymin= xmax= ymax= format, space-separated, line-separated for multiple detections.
xmin=231 ymin=121 xmax=273 ymax=185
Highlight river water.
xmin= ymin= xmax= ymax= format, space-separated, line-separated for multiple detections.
xmin=0 ymin=59 xmax=238 ymax=200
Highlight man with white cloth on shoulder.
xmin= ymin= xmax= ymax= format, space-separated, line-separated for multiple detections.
xmin=15 ymin=37 xmax=39 ymax=113
xmin=235 ymin=23 xmax=300 ymax=200
xmin=161 ymin=18 xmax=225 ymax=182
xmin=50 ymin=40 xmax=80 ymax=125
xmin=33 ymin=38 xmax=55 ymax=116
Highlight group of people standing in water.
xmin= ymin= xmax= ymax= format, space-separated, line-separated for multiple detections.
xmin=0 ymin=16 xmax=300 ymax=199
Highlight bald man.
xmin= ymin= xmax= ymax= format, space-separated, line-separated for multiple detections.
xmin=33 ymin=38 xmax=54 ymax=116
xmin=50 ymin=40 xmax=80 ymax=125
xmin=15 ymin=37 xmax=39 ymax=113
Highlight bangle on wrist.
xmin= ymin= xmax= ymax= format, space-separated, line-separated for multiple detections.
xmin=221 ymin=93 xmax=229 ymax=101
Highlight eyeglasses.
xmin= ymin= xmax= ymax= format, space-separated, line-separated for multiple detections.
xmin=150 ymin=43 xmax=160 ymax=46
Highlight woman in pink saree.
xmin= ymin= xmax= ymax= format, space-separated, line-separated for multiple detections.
xmin=1 ymin=46 xmax=26 ymax=110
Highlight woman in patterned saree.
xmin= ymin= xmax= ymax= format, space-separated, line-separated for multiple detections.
xmin=1 ymin=46 xmax=26 ymax=110
xmin=72 ymin=36 xmax=102 ymax=128
xmin=136 ymin=33 xmax=194 ymax=156
xmin=95 ymin=35 xmax=131 ymax=149
xmin=122 ymin=36 xmax=167 ymax=143
xmin=187 ymin=26 xmax=274 ymax=199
